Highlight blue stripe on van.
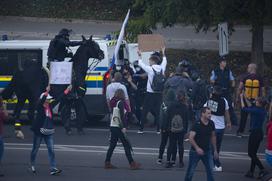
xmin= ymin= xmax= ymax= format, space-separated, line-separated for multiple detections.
xmin=94 ymin=67 xmax=108 ymax=71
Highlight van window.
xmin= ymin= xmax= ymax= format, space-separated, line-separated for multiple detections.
xmin=0 ymin=50 xmax=42 ymax=75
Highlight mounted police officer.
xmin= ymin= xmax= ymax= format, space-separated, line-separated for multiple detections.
xmin=47 ymin=28 xmax=83 ymax=63
xmin=210 ymin=56 xmax=238 ymax=126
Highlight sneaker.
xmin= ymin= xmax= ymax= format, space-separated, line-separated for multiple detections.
xmin=30 ymin=166 xmax=36 ymax=174
xmin=258 ymin=170 xmax=269 ymax=179
xmin=156 ymin=131 xmax=161 ymax=135
xmin=213 ymin=166 xmax=223 ymax=172
xmin=244 ymin=171 xmax=254 ymax=178
xmin=137 ymin=130 xmax=144 ymax=134
xmin=236 ymin=132 xmax=243 ymax=138
xmin=130 ymin=161 xmax=141 ymax=170
xmin=178 ymin=161 xmax=184 ymax=168
xmin=165 ymin=162 xmax=172 ymax=168
xmin=156 ymin=159 xmax=162 ymax=165
xmin=104 ymin=162 xmax=117 ymax=169
xmin=50 ymin=168 xmax=62 ymax=176
xmin=170 ymin=161 xmax=176 ymax=167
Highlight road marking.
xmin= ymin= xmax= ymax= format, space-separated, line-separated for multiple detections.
xmin=5 ymin=143 xmax=264 ymax=161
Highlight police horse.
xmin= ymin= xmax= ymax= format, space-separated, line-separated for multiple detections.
xmin=0 ymin=35 xmax=104 ymax=138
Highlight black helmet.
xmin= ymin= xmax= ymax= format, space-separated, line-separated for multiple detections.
xmin=58 ymin=28 xmax=72 ymax=37
xmin=178 ymin=59 xmax=190 ymax=67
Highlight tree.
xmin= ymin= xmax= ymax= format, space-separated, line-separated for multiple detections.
xmin=130 ymin=0 xmax=272 ymax=74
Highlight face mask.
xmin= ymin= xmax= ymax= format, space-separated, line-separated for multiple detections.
xmin=135 ymin=67 xmax=141 ymax=72
xmin=116 ymin=66 xmax=121 ymax=71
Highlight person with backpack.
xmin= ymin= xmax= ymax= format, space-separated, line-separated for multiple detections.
xmin=210 ymin=57 xmax=237 ymax=126
xmin=204 ymin=86 xmax=231 ymax=172
xmin=236 ymin=63 xmax=265 ymax=138
xmin=137 ymin=47 xmax=167 ymax=134
xmin=240 ymin=94 xmax=268 ymax=179
xmin=164 ymin=90 xmax=188 ymax=168
xmin=30 ymin=85 xmax=71 ymax=175
xmin=104 ymin=89 xmax=140 ymax=170
xmin=47 ymin=28 xmax=83 ymax=63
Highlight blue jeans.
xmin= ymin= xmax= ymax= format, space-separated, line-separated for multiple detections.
xmin=184 ymin=149 xmax=214 ymax=181
xmin=30 ymin=134 xmax=56 ymax=169
xmin=213 ymin=129 xmax=224 ymax=167
xmin=0 ymin=136 xmax=4 ymax=162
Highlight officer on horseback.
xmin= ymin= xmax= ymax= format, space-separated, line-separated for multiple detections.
xmin=47 ymin=28 xmax=83 ymax=63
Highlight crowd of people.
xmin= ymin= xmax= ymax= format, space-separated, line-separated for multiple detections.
xmin=105 ymin=46 xmax=272 ymax=181
xmin=0 ymin=28 xmax=271 ymax=180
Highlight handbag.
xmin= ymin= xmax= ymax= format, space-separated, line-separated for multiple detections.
xmin=40 ymin=117 xmax=55 ymax=135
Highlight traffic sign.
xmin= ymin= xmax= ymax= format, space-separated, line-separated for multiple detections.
xmin=218 ymin=22 xmax=229 ymax=56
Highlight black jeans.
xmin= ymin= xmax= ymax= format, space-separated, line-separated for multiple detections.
xmin=237 ymin=109 xmax=248 ymax=133
xmin=248 ymin=129 xmax=264 ymax=173
xmin=140 ymin=92 xmax=162 ymax=131
xmin=167 ymin=132 xmax=185 ymax=163
xmin=158 ymin=130 xmax=170 ymax=159
xmin=105 ymin=127 xmax=134 ymax=164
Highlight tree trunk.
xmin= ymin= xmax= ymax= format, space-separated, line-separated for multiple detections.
xmin=251 ymin=23 xmax=265 ymax=75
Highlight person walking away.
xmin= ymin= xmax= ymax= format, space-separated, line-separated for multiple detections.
xmin=106 ymin=72 xmax=131 ymax=114
xmin=164 ymin=90 xmax=188 ymax=168
xmin=30 ymin=85 xmax=71 ymax=175
xmin=0 ymin=97 xmax=8 ymax=177
xmin=104 ymin=89 xmax=140 ymax=170
xmin=236 ymin=63 xmax=265 ymax=137
xmin=184 ymin=107 xmax=218 ymax=181
xmin=204 ymin=86 xmax=231 ymax=172
xmin=137 ymin=47 xmax=167 ymax=134
xmin=210 ymin=57 xmax=237 ymax=126
xmin=240 ymin=93 xmax=268 ymax=179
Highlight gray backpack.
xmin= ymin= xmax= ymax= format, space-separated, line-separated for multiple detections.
xmin=171 ymin=114 xmax=183 ymax=133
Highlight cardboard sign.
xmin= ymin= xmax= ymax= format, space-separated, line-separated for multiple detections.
xmin=50 ymin=62 xmax=73 ymax=84
xmin=138 ymin=34 xmax=165 ymax=52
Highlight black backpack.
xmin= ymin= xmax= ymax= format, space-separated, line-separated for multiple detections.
xmin=171 ymin=114 xmax=184 ymax=133
xmin=151 ymin=68 xmax=166 ymax=92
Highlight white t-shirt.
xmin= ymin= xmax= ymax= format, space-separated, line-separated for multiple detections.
xmin=138 ymin=57 xmax=167 ymax=93
xmin=106 ymin=82 xmax=129 ymax=101
xmin=204 ymin=98 xmax=229 ymax=129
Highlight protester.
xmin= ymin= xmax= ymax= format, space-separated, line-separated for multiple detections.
xmin=204 ymin=86 xmax=231 ymax=172
xmin=47 ymin=28 xmax=83 ymax=63
xmin=0 ymin=96 xmax=8 ymax=177
xmin=30 ymin=85 xmax=71 ymax=175
xmin=184 ymin=107 xmax=218 ymax=181
xmin=132 ymin=61 xmax=147 ymax=122
xmin=240 ymin=93 xmax=268 ymax=179
xmin=106 ymin=72 xmax=131 ymax=113
xmin=104 ymin=89 xmax=140 ymax=170
xmin=210 ymin=57 xmax=237 ymax=126
xmin=236 ymin=63 xmax=265 ymax=137
xmin=137 ymin=47 xmax=167 ymax=134
xmin=164 ymin=90 xmax=188 ymax=168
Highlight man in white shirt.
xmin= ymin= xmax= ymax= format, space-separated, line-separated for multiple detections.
xmin=204 ymin=86 xmax=231 ymax=172
xmin=106 ymin=72 xmax=130 ymax=112
xmin=137 ymin=47 xmax=167 ymax=134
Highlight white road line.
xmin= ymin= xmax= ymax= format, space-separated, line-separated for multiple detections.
xmin=5 ymin=143 xmax=265 ymax=161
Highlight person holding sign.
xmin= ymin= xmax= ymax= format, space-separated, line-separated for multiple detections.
xmin=137 ymin=47 xmax=167 ymax=134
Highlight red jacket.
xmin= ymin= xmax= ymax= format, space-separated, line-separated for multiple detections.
xmin=267 ymin=121 xmax=272 ymax=150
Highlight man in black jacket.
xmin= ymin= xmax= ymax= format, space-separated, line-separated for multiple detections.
xmin=47 ymin=28 xmax=83 ymax=63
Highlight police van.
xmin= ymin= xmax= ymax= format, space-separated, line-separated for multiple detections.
xmin=0 ymin=38 xmax=151 ymax=118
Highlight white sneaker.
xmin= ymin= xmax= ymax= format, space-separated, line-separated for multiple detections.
xmin=137 ymin=130 xmax=144 ymax=134
xmin=213 ymin=166 xmax=223 ymax=172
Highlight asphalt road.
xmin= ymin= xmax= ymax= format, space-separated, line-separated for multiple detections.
xmin=2 ymin=124 xmax=272 ymax=181
xmin=0 ymin=16 xmax=272 ymax=52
